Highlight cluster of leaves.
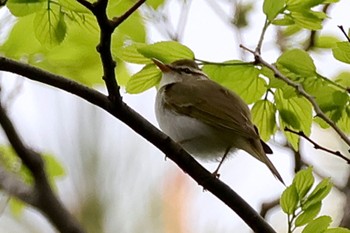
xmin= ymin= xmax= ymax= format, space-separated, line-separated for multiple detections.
xmin=0 ymin=146 xmax=64 ymax=215
xmin=263 ymin=0 xmax=339 ymax=30
xmin=280 ymin=167 xmax=349 ymax=233
xmin=0 ymin=0 xmax=164 ymax=85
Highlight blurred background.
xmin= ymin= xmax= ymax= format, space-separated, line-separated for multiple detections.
xmin=0 ymin=0 xmax=350 ymax=232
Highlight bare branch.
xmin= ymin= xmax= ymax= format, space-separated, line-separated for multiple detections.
xmin=0 ymin=56 xmax=277 ymax=233
xmin=0 ymin=98 xmax=86 ymax=233
xmin=285 ymin=127 xmax=350 ymax=163
xmin=338 ymin=25 xmax=350 ymax=43
xmin=240 ymin=44 xmax=350 ymax=150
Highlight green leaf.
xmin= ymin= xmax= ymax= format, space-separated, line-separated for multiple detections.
xmin=337 ymin=106 xmax=350 ymax=133
xmin=293 ymin=167 xmax=314 ymax=199
xmin=263 ymin=0 xmax=285 ymax=21
xmin=325 ymin=228 xmax=350 ymax=233
xmin=118 ymin=43 xmax=151 ymax=64
xmin=251 ymin=100 xmax=277 ymax=141
xmin=295 ymin=202 xmax=321 ymax=226
xmin=275 ymin=89 xmax=312 ymax=150
xmin=34 ymin=7 xmax=67 ymax=47
xmin=332 ymin=42 xmax=350 ymax=64
xmin=302 ymin=216 xmax=332 ymax=233
xmin=272 ymin=15 xmax=295 ymax=26
xmin=335 ymin=72 xmax=350 ymax=88
xmin=203 ymin=63 xmax=267 ymax=104
xmin=58 ymin=0 xmax=90 ymax=13
xmin=280 ymin=184 xmax=299 ymax=214
xmin=146 ymin=0 xmax=165 ymax=9
xmin=303 ymin=178 xmax=332 ymax=209
xmin=291 ymin=10 xmax=325 ymax=30
xmin=126 ymin=64 xmax=161 ymax=94
xmin=315 ymin=35 xmax=339 ymax=49
xmin=287 ymin=0 xmax=329 ymax=9
xmin=277 ymin=49 xmax=316 ymax=77
xmin=137 ymin=41 xmax=195 ymax=64
xmin=7 ymin=0 xmax=45 ymax=16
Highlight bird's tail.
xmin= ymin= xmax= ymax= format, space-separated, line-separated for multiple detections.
xmin=246 ymin=139 xmax=285 ymax=185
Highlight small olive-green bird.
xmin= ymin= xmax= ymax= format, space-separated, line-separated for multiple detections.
xmin=153 ymin=59 xmax=284 ymax=184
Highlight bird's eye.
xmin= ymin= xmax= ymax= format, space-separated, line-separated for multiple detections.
xmin=182 ymin=68 xmax=192 ymax=74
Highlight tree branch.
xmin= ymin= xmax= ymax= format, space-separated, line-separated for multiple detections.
xmin=111 ymin=0 xmax=146 ymax=28
xmin=0 ymin=56 xmax=277 ymax=233
xmin=240 ymin=44 xmax=350 ymax=150
xmin=284 ymin=127 xmax=350 ymax=163
xmin=0 ymin=99 xmax=86 ymax=233
xmin=77 ymin=0 xmax=120 ymax=103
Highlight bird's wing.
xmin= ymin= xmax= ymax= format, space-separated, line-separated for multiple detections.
xmin=162 ymin=79 xmax=259 ymax=140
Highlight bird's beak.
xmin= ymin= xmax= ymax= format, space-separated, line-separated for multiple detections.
xmin=152 ymin=59 xmax=171 ymax=72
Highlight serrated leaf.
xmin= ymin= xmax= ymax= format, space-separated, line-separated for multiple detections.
xmin=303 ymin=178 xmax=332 ymax=209
xmin=295 ymin=202 xmax=321 ymax=226
xmin=137 ymin=41 xmax=195 ymax=64
xmin=291 ymin=10 xmax=324 ymax=30
xmin=202 ymin=63 xmax=267 ymax=104
xmin=263 ymin=0 xmax=285 ymax=21
xmin=251 ymin=100 xmax=277 ymax=141
xmin=7 ymin=0 xmax=45 ymax=16
xmin=275 ymin=89 xmax=312 ymax=150
xmin=332 ymin=42 xmax=350 ymax=64
xmin=325 ymin=228 xmax=350 ymax=233
xmin=34 ymin=7 xmax=67 ymax=47
xmin=302 ymin=216 xmax=332 ymax=233
xmin=293 ymin=167 xmax=314 ymax=199
xmin=277 ymin=49 xmax=316 ymax=77
xmin=280 ymin=184 xmax=299 ymax=214
xmin=126 ymin=64 xmax=161 ymax=94
xmin=118 ymin=43 xmax=151 ymax=64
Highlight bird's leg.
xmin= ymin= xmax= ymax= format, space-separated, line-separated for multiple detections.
xmin=212 ymin=147 xmax=231 ymax=178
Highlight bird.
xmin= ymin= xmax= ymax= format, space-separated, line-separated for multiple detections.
xmin=153 ymin=58 xmax=284 ymax=184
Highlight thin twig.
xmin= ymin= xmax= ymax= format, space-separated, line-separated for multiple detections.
xmin=240 ymin=44 xmax=350 ymax=150
xmin=256 ymin=19 xmax=270 ymax=55
xmin=338 ymin=25 xmax=350 ymax=43
xmin=112 ymin=0 xmax=146 ymax=28
xmin=284 ymin=127 xmax=350 ymax=164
